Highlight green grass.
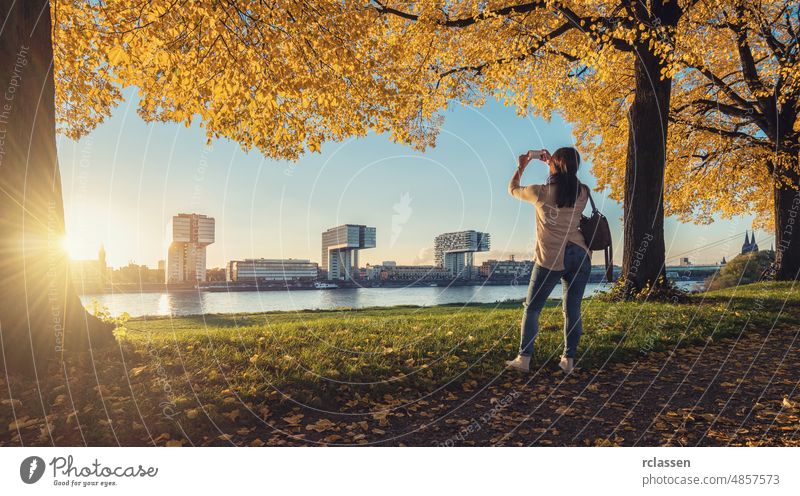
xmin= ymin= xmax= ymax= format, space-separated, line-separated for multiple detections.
xmin=116 ymin=282 xmax=800 ymax=410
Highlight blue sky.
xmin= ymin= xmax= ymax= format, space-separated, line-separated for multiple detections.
xmin=57 ymin=87 xmax=768 ymax=269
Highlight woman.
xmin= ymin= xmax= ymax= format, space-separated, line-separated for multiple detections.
xmin=505 ymin=147 xmax=592 ymax=374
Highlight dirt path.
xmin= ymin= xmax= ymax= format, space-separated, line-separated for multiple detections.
xmin=385 ymin=325 xmax=800 ymax=446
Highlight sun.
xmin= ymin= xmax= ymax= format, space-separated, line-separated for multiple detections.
xmin=61 ymin=234 xmax=89 ymax=260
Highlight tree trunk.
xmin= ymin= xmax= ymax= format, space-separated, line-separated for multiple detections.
xmin=620 ymin=44 xmax=672 ymax=294
xmin=0 ymin=0 xmax=113 ymax=379
xmin=772 ymin=159 xmax=800 ymax=281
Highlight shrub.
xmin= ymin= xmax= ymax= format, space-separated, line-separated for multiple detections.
xmin=705 ymin=250 xmax=774 ymax=291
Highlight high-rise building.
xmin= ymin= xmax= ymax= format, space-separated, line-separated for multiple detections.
xmin=321 ymin=224 xmax=376 ymax=280
xmin=226 ymin=258 xmax=319 ymax=282
xmin=166 ymin=213 xmax=215 ymax=283
xmin=434 ymin=230 xmax=490 ymax=279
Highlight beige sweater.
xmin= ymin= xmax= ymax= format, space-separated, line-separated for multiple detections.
xmin=509 ymin=177 xmax=590 ymax=271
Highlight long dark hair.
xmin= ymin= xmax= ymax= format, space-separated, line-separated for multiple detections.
xmin=550 ymin=147 xmax=581 ymax=208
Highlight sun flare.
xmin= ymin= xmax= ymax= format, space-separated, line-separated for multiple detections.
xmin=61 ymin=234 xmax=88 ymax=260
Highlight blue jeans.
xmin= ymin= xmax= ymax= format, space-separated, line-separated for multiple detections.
xmin=518 ymin=243 xmax=591 ymax=359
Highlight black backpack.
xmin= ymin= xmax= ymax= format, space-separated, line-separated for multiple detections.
xmin=578 ymin=185 xmax=613 ymax=282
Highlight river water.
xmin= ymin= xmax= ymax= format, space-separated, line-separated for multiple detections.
xmin=81 ymin=281 xmax=702 ymax=317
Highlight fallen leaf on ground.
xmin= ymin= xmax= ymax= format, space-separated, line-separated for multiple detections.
xmin=306 ymin=419 xmax=335 ymax=432
xmin=128 ymin=366 xmax=147 ymax=378
xmin=282 ymin=414 xmax=304 ymax=425
xmin=223 ymin=409 xmax=241 ymax=422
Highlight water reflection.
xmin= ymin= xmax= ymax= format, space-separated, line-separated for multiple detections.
xmin=82 ymin=281 xmax=700 ymax=318
xmin=157 ymin=293 xmax=172 ymax=316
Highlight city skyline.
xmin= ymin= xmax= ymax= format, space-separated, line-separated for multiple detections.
xmin=58 ymin=89 xmax=770 ymax=270
xmin=68 ymin=214 xmax=757 ymax=274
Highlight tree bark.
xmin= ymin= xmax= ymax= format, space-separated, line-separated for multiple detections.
xmin=620 ymin=44 xmax=672 ymax=294
xmin=616 ymin=0 xmax=684 ymax=296
xmin=771 ymin=158 xmax=800 ymax=281
xmin=0 ymin=0 xmax=113 ymax=378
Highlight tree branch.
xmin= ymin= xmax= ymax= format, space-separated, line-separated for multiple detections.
xmin=691 ymin=98 xmax=762 ymax=120
xmin=683 ymin=58 xmax=761 ymax=120
xmin=370 ymin=0 xmax=634 ymax=53
xmin=435 ymin=20 xmax=576 ymax=84
xmin=370 ymin=0 xmax=546 ymax=28
xmin=555 ymin=4 xmax=634 ymax=52
xmin=669 ymin=117 xmax=769 ymax=149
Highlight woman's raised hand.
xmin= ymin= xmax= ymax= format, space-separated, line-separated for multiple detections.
xmin=517 ymin=153 xmax=532 ymax=170
xmin=519 ymin=149 xmax=551 ymax=171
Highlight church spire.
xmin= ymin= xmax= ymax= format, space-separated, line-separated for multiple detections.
xmin=98 ymin=244 xmax=106 ymax=268
xmin=741 ymin=230 xmax=758 ymax=255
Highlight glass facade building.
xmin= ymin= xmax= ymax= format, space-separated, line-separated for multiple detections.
xmin=434 ymin=230 xmax=490 ymax=279
xmin=166 ymin=213 xmax=215 ymax=283
xmin=321 ymin=224 xmax=376 ymax=280
xmin=226 ymin=258 xmax=319 ymax=282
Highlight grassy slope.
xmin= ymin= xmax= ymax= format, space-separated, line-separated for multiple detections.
xmin=120 ymin=282 xmax=800 ymax=409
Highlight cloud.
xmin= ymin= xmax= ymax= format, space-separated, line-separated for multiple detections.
xmin=411 ymin=246 xmax=435 ymax=265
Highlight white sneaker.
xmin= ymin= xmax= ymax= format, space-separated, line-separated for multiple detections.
xmin=559 ymin=357 xmax=575 ymax=374
xmin=506 ymin=355 xmax=531 ymax=372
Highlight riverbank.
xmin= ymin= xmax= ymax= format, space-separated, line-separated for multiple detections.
xmin=80 ymin=276 xmax=706 ymax=295
xmin=2 ymin=282 xmax=798 ymax=446
xmin=80 ymin=280 xmax=703 ymax=317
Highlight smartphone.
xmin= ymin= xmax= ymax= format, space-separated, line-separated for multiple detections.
xmin=527 ymin=149 xmax=546 ymax=160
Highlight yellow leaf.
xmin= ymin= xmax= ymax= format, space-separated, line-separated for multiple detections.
xmin=129 ymin=366 xmax=147 ymax=378
xmin=306 ymin=418 xmax=335 ymax=432
xmin=107 ymin=45 xmax=128 ymax=65
xmin=282 ymin=413 xmax=304 ymax=425
xmin=223 ymin=409 xmax=241 ymax=422
xmin=1 ymin=399 xmax=22 ymax=408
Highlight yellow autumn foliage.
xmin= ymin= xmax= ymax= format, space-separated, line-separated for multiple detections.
xmin=52 ymin=1 xmax=798 ymax=229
